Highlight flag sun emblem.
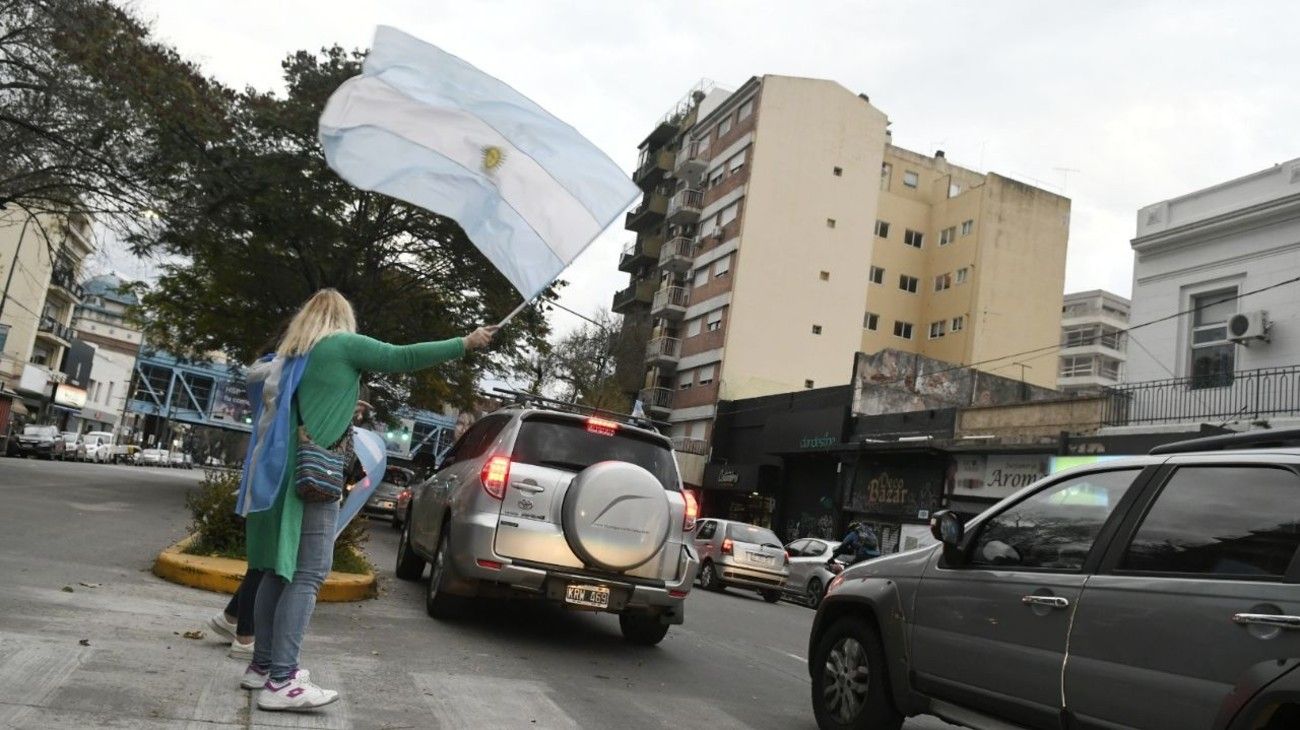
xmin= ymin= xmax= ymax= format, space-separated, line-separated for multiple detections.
xmin=482 ymin=145 xmax=506 ymax=172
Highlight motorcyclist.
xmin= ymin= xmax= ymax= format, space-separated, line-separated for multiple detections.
xmin=833 ymin=522 xmax=881 ymax=564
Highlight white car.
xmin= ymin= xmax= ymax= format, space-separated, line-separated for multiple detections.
xmin=136 ymin=448 xmax=169 ymax=466
xmin=168 ymin=451 xmax=193 ymax=469
xmin=78 ymin=431 xmax=115 ymax=462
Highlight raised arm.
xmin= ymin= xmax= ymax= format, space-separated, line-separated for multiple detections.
xmin=338 ymin=327 xmax=495 ymax=374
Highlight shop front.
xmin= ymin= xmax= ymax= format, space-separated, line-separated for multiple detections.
xmin=700 ymin=462 xmax=780 ymax=528
xmin=842 ymin=452 xmax=946 ymax=555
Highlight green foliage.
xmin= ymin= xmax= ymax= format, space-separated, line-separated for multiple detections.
xmin=183 ymin=469 xmax=371 ymax=575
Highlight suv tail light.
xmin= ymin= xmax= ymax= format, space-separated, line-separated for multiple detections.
xmin=721 ymin=537 xmax=734 ymax=555
xmin=682 ymin=489 xmax=699 ymax=532
xmin=480 ymin=456 xmax=511 ymax=500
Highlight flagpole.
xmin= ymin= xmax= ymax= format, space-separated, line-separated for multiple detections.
xmin=496 ymin=298 xmax=532 ymax=329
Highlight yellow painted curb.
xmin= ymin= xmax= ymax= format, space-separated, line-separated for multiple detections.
xmin=152 ymin=535 xmax=376 ymax=602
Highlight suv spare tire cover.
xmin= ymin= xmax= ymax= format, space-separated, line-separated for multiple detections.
xmin=561 ymin=461 xmax=671 ymax=572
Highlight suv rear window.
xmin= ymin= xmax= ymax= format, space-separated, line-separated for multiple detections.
xmin=726 ymin=523 xmax=781 ymax=547
xmin=511 ymin=415 xmax=679 ymax=491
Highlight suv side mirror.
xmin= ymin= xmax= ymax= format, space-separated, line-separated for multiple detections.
xmin=929 ymin=510 xmax=964 ymax=546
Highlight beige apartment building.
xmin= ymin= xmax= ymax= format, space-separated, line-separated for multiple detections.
xmin=613 ymin=75 xmax=1070 ymax=488
xmin=0 ymin=209 xmax=95 ymax=430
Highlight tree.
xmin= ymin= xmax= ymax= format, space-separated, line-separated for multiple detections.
xmin=523 ymin=310 xmax=632 ymax=413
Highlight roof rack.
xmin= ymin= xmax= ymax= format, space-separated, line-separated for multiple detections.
xmin=488 ymin=388 xmax=669 ymax=433
xmin=1149 ymin=428 xmax=1300 ymax=455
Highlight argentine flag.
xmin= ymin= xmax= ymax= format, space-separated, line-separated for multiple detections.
xmin=319 ymin=26 xmax=640 ymax=301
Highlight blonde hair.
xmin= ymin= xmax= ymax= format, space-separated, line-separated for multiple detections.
xmin=276 ymin=289 xmax=357 ymax=356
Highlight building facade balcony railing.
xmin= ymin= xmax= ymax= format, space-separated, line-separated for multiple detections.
xmin=645 ymin=336 xmax=681 ymax=369
xmin=48 ymin=267 xmax=85 ymax=301
xmin=618 ymin=235 xmax=664 ymax=273
xmin=1102 ymin=365 xmax=1300 ymax=427
xmin=674 ymin=141 xmax=708 ymax=182
xmin=639 ymin=387 xmax=673 ymax=413
xmin=658 ymin=236 xmax=695 ymax=273
xmin=671 ymin=437 xmax=710 ymax=456
xmin=651 ymin=285 xmax=690 ymax=319
xmin=633 ymin=148 xmax=675 ymax=188
xmin=666 ymin=188 xmax=704 ymax=224
xmin=37 ymin=315 xmax=74 ymax=343
xmin=611 ymin=278 xmax=655 ymax=314
xmin=624 ymin=192 xmax=669 ymax=232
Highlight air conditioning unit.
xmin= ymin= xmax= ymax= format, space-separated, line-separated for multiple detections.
xmin=1227 ymin=310 xmax=1269 ymax=344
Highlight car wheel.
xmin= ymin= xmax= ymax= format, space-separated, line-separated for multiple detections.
xmin=810 ymin=618 xmax=902 ymax=730
xmin=394 ymin=515 xmax=426 ymax=581
xmin=699 ymin=561 xmax=722 ymax=591
xmin=807 ymin=577 xmax=825 ymax=609
xmin=760 ymin=589 xmax=782 ymax=604
xmin=425 ymin=524 xmax=468 ymax=619
xmin=619 ymin=612 xmax=670 ymax=646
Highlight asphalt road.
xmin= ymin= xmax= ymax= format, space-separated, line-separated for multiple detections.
xmin=0 ymin=458 xmax=956 ymax=729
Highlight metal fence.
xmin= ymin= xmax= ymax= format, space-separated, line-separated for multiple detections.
xmin=1102 ymin=365 xmax=1300 ymax=426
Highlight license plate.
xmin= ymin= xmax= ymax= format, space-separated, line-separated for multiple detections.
xmin=379 ymin=500 xmax=395 ymax=509
xmin=748 ymin=552 xmax=773 ymax=565
xmin=564 ymin=583 xmax=610 ymax=609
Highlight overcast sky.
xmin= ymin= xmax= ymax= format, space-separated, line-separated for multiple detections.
xmin=118 ymin=0 xmax=1299 ymax=333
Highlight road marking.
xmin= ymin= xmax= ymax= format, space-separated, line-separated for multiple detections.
xmin=413 ymin=672 xmax=579 ymax=729
xmin=0 ymin=634 xmax=90 ymax=727
xmin=769 ymin=647 xmax=806 ymax=664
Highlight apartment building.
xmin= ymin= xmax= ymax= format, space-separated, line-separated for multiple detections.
xmin=613 ymin=75 xmax=1070 ymax=489
xmin=0 ymin=209 xmax=95 ymax=430
xmin=71 ymin=274 xmax=142 ymax=433
xmin=1057 ymin=290 xmax=1130 ymax=393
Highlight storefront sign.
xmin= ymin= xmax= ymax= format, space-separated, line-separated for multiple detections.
xmin=844 ymin=463 xmax=943 ymax=519
xmin=703 ymin=462 xmax=761 ymax=492
xmin=18 ymin=364 xmax=49 ymax=395
xmin=953 ymin=454 xmax=1049 ymax=500
xmin=210 ymin=378 xmax=252 ymax=424
xmin=762 ymin=405 xmax=848 ymax=453
xmin=61 ymin=340 xmax=95 ymax=388
xmin=54 ymin=383 xmax=87 ymax=409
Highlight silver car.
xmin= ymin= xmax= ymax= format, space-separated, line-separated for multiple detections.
xmin=692 ymin=519 xmax=790 ymax=602
xmin=784 ymin=538 xmax=843 ymax=608
xmin=395 ymin=406 xmax=700 ymax=646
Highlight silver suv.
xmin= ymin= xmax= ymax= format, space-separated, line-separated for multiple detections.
xmin=807 ymin=429 xmax=1300 ymax=730
xmin=692 ymin=519 xmax=790 ymax=603
xmin=395 ymin=400 xmax=700 ymax=646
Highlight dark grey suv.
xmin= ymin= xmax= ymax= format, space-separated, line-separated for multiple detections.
xmin=807 ymin=430 xmax=1300 ymax=730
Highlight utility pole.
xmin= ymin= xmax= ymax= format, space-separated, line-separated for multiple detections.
xmin=0 ymin=213 xmax=37 ymax=324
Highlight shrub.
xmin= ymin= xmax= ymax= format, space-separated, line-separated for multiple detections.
xmin=183 ymin=469 xmax=371 ymax=574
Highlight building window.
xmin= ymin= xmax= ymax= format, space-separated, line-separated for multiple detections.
xmin=864 ymin=312 xmax=879 ymax=330
xmin=720 ymin=200 xmax=741 ymax=226
xmin=819 ymin=271 xmax=830 ymax=281
xmin=805 ymin=379 xmax=815 ymax=389
xmin=948 ymin=183 xmax=962 ymax=198
xmin=826 ymin=218 xmax=837 ymax=229
xmin=939 ymin=226 xmax=956 ymax=246
xmin=951 ymin=315 xmax=965 ymax=332
xmin=833 ymin=166 xmax=843 ymax=177
xmin=961 ymin=219 xmax=974 ymax=236
xmin=678 ymin=371 xmax=693 ymax=390
xmin=893 ymin=321 xmax=914 ymax=340
xmin=718 ymin=116 xmax=733 ymax=137
xmin=955 ymin=267 xmax=969 ymax=285
xmin=934 ymin=273 xmax=952 ymax=292
xmin=898 ymin=275 xmax=919 ymax=293
xmin=869 ymin=266 xmax=885 ymax=285
xmin=714 ymin=255 xmax=731 ymax=278
xmin=687 ymin=317 xmax=703 ymax=337
xmin=1099 ymin=359 xmax=1121 ymax=380
xmin=728 ymin=150 xmax=746 ymax=173
xmin=1190 ymin=287 xmax=1237 ymax=389
xmin=693 ymin=267 xmax=709 ymax=288
xmin=1060 ymin=355 xmax=1095 ymax=377
xmin=929 ymin=321 xmax=946 ymax=339
xmin=698 ymin=364 xmax=716 ymax=385
xmin=706 ymin=309 xmax=724 ymax=331
xmin=1063 ymin=325 xmax=1097 ymax=348
xmin=708 ymin=167 xmax=725 ymax=189
xmin=738 ymin=98 xmax=754 ymax=120
xmin=811 ymin=324 xmax=823 ymax=335
xmin=903 ymin=170 xmax=919 ymax=188
xmin=903 ymin=229 xmax=924 ymax=248
xmin=880 ymin=162 xmax=892 ymax=191
xmin=874 ymin=220 xmax=890 ymax=238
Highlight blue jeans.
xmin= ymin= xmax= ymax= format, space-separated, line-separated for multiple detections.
xmin=252 ymin=498 xmax=338 ymax=681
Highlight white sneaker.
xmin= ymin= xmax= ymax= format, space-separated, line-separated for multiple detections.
xmin=257 ymin=670 xmax=337 ymax=711
xmin=208 ymin=613 xmax=237 ymax=642
xmin=240 ymin=664 xmax=270 ymax=690
xmin=229 ymin=638 xmax=255 ymax=659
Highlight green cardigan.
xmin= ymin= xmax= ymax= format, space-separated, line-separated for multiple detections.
xmin=246 ymin=331 xmax=466 ymax=580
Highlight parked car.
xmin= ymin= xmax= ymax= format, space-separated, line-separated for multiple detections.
xmin=14 ymin=425 xmax=58 ymax=459
xmin=167 ymin=451 xmax=193 ymax=469
xmin=78 ymin=431 xmax=114 ymax=463
xmin=112 ymin=444 xmax=140 ymax=464
xmin=395 ymin=401 xmax=699 ymax=646
xmin=692 ymin=519 xmax=790 ymax=602
xmin=53 ymin=431 xmax=82 ymax=460
xmin=136 ymin=448 xmax=169 ymax=466
xmin=363 ymin=466 xmax=414 ymax=523
xmin=392 ymin=482 xmax=414 ymax=530
xmin=784 ymin=538 xmax=844 ymax=608
xmin=807 ymin=429 xmax=1300 ymax=730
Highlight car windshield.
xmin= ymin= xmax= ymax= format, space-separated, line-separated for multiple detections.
xmin=62 ymin=434 xmax=78 ymax=442
xmin=511 ymin=415 xmax=679 ymax=491
xmin=23 ymin=426 xmax=54 ymax=437
xmin=726 ymin=523 xmax=782 ymax=547
xmin=383 ymin=468 xmax=411 ymax=486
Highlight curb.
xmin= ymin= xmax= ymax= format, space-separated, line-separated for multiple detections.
xmin=152 ymin=535 xmax=377 ymax=602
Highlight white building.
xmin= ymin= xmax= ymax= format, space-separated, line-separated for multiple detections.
xmin=70 ymin=274 xmax=142 ymax=435
xmin=1058 ymin=290 xmax=1130 ymax=393
xmin=1118 ymin=157 xmax=1300 ymax=429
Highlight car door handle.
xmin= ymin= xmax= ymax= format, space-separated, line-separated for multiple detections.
xmin=1233 ymin=614 xmax=1300 ymax=629
xmin=513 ymin=480 xmax=544 ymax=493
xmin=1021 ymin=595 xmax=1070 ymax=609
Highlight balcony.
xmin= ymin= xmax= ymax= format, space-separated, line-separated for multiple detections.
xmin=639 ymin=387 xmax=673 ymax=415
xmin=47 ymin=267 xmax=85 ymax=302
xmin=671 ymin=437 xmax=710 ymax=456
xmin=666 ymin=188 xmax=704 ymax=224
xmin=645 ymin=336 xmax=681 ymax=369
xmin=37 ymin=315 xmax=74 ymax=345
xmin=658 ymin=236 xmax=695 ymax=273
xmin=674 ymin=141 xmax=708 ymax=182
xmin=1102 ymin=365 xmax=1300 ymax=427
xmin=611 ymin=278 xmax=655 ymax=314
xmin=625 ymin=192 xmax=669 ymax=232
xmin=618 ymin=236 xmax=664 ymax=273
xmin=651 ymin=285 xmax=689 ymax=319
xmin=633 ymin=148 xmax=675 ymax=189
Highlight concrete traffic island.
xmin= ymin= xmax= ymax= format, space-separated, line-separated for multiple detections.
xmin=153 ymin=535 xmax=377 ymax=602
